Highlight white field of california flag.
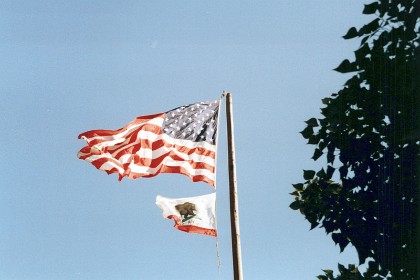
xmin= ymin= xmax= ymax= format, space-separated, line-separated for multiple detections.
xmin=156 ymin=193 xmax=217 ymax=237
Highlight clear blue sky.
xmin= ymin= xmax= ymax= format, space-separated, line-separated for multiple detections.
xmin=1 ymin=1 xmax=372 ymax=279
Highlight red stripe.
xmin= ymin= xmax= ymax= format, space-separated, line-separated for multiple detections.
xmin=110 ymin=138 xmax=215 ymax=160
xmin=111 ymin=138 xmax=215 ymax=171
xmin=168 ymin=215 xmax=217 ymax=237
xmin=175 ymin=225 xmax=217 ymax=237
xmin=160 ymin=166 xmax=215 ymax=186
xmin=78 ymin=113 xmax=163 ymax=139
xmin=174 ymin=145 xmax=215 ymax=157
xmin=163 ymin=153 xmax=215 ymax=171
xmin=77 ymin=148 xmax=97 ymax=160
xmin=79 ymin=152 xmax=215 ymax=187
xmin=125 ymin=166 xmax=214 ymax=186
xmin=86 ymin=122 xmax=163 ymax=147
xmin=112 ymin=136 xmax=159 ymax=159
xmin=91 ymin=157 xmax=124 ymax=171
xmin=136 ymin=151 xmax=168 ymax=168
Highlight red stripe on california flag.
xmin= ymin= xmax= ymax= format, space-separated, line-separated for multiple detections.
xmin=168 ymin=215 xmax=217 ymax=237
xmin=175 ymin=225 xmax=217 ymax=237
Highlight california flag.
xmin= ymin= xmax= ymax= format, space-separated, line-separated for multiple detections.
xmin=156 ymin=193 xmax=217 ymax=237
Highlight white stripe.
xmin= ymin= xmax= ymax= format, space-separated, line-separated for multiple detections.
xmin=169 ymin=148 xmax=216 ymax=166
xmin=115 ymin=130 xmax=216 ymax=152
xmin=83 ymin=153 xmax=215 ymax=180
xmin=103 ymin=130 xmax=216 ymax=163
xmin=99 ymin=161 xmax=125 ymax=173
xmin=83 ymin=154 xmax=125 ymax=173
xmin=117 ymin=153 xmax=134 ymax=164
xmin=84 ymin=117 xmax=165 ymax=143
xmin=138 ymin=146 xmax=154 ymax=159
xmin=108 ymin=129 xmax=163 ymax=156
xmin=82 ymin=122 xmax=145 ymax=143
xmin=83 ymin=154 xmax=108 ymax=163
xmin=132 ymin=146 xmax=215 ymax=166
xmin=84 ymin=144 xmax=215 ymax=168
xmin=129 ymin=159 xmax=215 ymax=180
xmin=163 ymin=159 xmax=216 ymax=179
xmin=95 ymin=136 xmax=128 ymax=150
xmin=161 ymin=133 xmax=216 ymax=152
xmin=95 ymin=127 xmax=216 ymax=158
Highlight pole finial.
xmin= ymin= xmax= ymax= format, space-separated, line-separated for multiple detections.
xmin=221 ymin=91 xmax=230 ymax=98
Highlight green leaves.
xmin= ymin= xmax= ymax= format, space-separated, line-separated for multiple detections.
xmin=305 ymin=118 xmax=319 ymax=127
xmin=312 ymin=148 xmax=323 ymax=161
xmin=343 ymin=27 xmax=358 ymax=39
xmin=316 ymin=168 xmax=326 ymax=179
xmin=362 ymin=2 xmax=378 ymax=15
xmin=322 ymin=269 xmax=333 ymax=275
xmin=310 ymin=221 xmax=320 ymax=230
xmin=290 ymin=0 xmax=419 ymax=278
xmin=339 ymin=165 xmax=348 ymax=178
xmin=307 ymin=134 xmax=321 ymax=145
xmin=342 ymin=18 xmax=380 ymax=41
xmin=321 ymin=98 xmax=331 ymax=105
xmin=334 ymin=59 xmax=357 ymax=73
xmin=327 ymin=151 xmax=335 ymax=164
xmin=358 ymin=19 xmax=379 ymax=37
xmin=332 ymin=233 xmax=350 ymax=252
xmin=300 ymin=126 xmax=313 ymax=139
xmin=354 ymin=43 xmax=370 ymax=61
xmin=289 ymin=200 xmax=300 ymax=210
xmin=303 ymin=170 xmax=316 ymax=180
xmin=317 ymin=262 xmax=389 ymax=279
xmin=292 ymin=183 xmax=304 ymax=191
xmin=326 ymin=165 xmax=335 ymax=179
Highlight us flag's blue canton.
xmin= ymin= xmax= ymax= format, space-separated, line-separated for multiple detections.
xmin=162 ymin=100 xmax=219 ymax=145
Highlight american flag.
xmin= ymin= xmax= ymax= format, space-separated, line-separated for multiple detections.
xmin=77 ymin=100 xmax=220 ymax=187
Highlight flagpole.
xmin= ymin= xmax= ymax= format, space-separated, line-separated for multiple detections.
xmin=223 ymin=91 xmax=243 ymax=280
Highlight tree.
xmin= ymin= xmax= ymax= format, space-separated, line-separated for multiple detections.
xmin=290 ymin=1 xmax=419 ymax=279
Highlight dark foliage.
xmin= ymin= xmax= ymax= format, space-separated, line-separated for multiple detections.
xmin=290 ymin=1 xmax=419 ymax=279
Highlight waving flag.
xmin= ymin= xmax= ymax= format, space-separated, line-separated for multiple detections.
xmin=77 ymin=100 xmax=220 ymax=187
xmin=156 ymin=193 xmax=217 ymax=237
